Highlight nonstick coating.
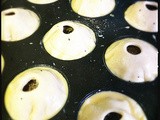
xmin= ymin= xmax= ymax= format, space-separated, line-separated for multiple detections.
xmin=1 ymin=0 xmax=159 ymax=120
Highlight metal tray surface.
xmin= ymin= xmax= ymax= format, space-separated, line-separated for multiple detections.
xmin=1 ymin=0 xmax=159 ymax=120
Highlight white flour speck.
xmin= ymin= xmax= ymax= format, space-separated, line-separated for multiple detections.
xmin=53 ymin=63 xmax=56 ymax=66
xmin=152 ymin=34 xmax=156 ymax=41
xmin=125 ymin=26 xmax=130 ymax=29
xmin=110 ymin=14 xmax=114 ymax=17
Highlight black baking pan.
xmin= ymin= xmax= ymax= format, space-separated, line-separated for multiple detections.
xmin=1 ymin=0 xmax=159 ymax=120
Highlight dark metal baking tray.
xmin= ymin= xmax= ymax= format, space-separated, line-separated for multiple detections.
xmin=1 ymin=0 xmax=159 ymax=120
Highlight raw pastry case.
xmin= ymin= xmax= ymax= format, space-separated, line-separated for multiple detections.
xmin=1 ymin=0 xmax=159 ymax=120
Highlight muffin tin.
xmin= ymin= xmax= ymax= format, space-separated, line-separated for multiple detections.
xmin=1 ymin=0 xmax=159 ymax=120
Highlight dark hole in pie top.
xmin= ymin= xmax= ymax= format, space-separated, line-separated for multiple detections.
xmin=63 ymin=25 xmax=74 ymax=34
xmin=127 ymin=45 xmax=141 ymax=55
xmin=23 ymin=79 xmax=39 ymax=92
xmin=104 ymin=112 xmax=122 ymax=120
xmin=146 ymin=4 xmax=158 ymax=10
xmin=5 ymin=12 xmax=15 ymax=16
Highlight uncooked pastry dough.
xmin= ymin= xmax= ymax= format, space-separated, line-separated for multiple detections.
xmin=78 ymin=91 xmax=147 ymax=120
xmin=124 ymin=1 xmax=158 ymax=32
xmin=71 ymin=0 xmax=115 ymax=18
xmin=104 ymin=38 xmax=158 ymax=82
xmin=1 ymin=8 xmax=40 ymax=41
xmin=4 ymin=66 xmax=68 ymax=120
xmin=1 ymin=55 xmax=4 ymax=72
xmin=42 ymin=20 xmax=96 ymax=60
xmin=27 ymin=0 xmax=58 ymax=4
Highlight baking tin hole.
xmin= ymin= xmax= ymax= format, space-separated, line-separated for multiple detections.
xmin=127 ymin=45 xmax=141 ymax=55
xmin=104 ymin=112 xmax=122 ymax=120
xmin=23 ymin=79 xmax=39 ymax=92
xmin=146 ymin=4 xmax=158 ymax=11
xmin=5 ymin=12 xmax=15 ymax=16
xmin=63 ymin=25 xmax=74 ymax=34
